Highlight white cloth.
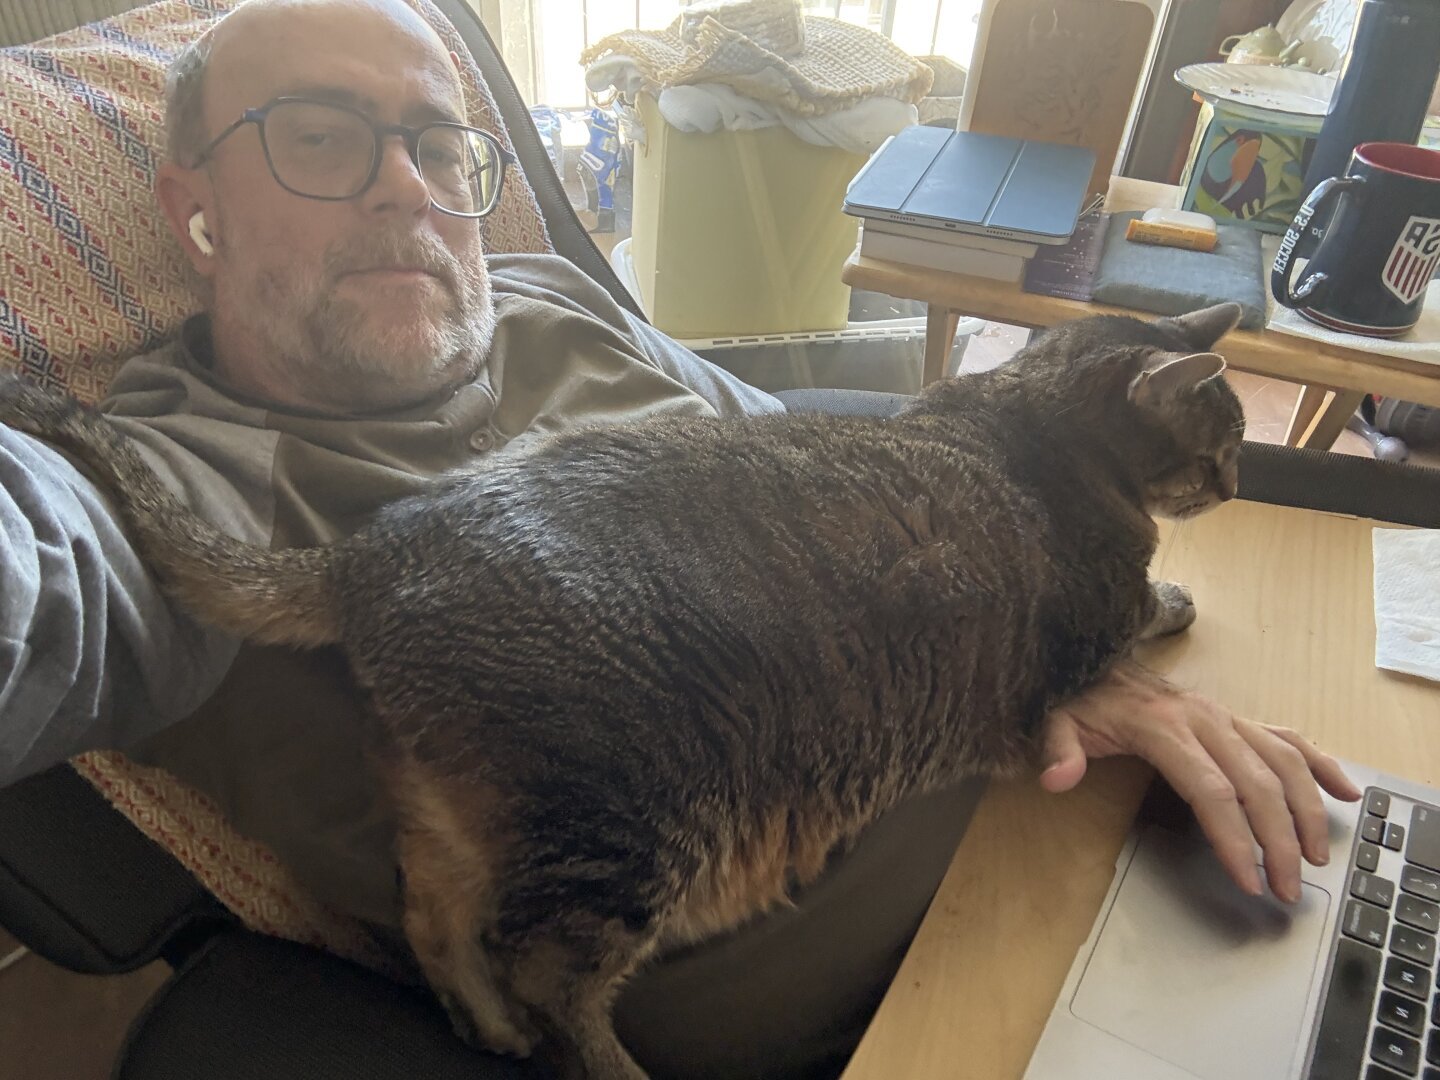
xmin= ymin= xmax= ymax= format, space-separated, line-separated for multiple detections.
xmin=1373 ymin=527 xmax=1440 ymax=682
xmin=1265 ymin=276 xmax=1440 ymax=368
xmin=586 ymin=57 xmax=917 ymax=154
xmin=777 ymin=94 xmax=917 ymax=154
xmin=658 ymin=83 xmax=916 ymax=153
xmin=586 ymin=53 xmax=649 ymax=98
xmin=658 ymin=82 xmax=777 ymax=133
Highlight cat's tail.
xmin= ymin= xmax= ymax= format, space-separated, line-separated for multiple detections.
xmin=0 ymin=377 xmax=340 ymax=648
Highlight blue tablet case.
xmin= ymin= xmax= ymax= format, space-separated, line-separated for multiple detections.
xmin=843 ymin=127 xmax=1096 ymax=245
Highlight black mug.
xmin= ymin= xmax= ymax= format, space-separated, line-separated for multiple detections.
xmin=1272 ymin=141 xmax=1440 ymax=337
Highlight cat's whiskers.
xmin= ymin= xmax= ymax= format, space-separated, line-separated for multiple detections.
xmin=1163 ymin=508 xmax=1195 ymax=550
xmin=1238 ymin=382 xmax=1270 ymax=410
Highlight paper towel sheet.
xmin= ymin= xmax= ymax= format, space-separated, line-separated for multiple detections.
xmin=1266 ymin=278 xmax=1440 ymax=367
xmin=1373 ymin=528 xmax=1440 ymax=682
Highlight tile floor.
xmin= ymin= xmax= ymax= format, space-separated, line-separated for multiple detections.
xmin=2 ymin=324 xmax=1435 ymax=1080
xmin=0 ymin=926 xmax=168 ymax=1080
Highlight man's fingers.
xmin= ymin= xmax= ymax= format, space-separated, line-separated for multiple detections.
xmin=1236 ymin=722 xmax=1333 ymax=868
xmin=1265 ymin=725 xmax=1363 ymax=802
xmin=1045 ymin=664 xmax=1358 ymax=905
xmin=1040 ymin=710 xmax=1087 ymax=793
xmin=1133 ymin=725 xmax=1264 ymax=896
xmin=1192 ymin=721 xmax=1304 ymax=903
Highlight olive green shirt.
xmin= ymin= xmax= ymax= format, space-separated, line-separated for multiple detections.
xmin=104 ymin=253 xmax=782 ymax=926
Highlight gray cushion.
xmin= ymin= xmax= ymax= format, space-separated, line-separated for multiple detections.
xmin=1092 ymin=211 xmax=1266 ymax=330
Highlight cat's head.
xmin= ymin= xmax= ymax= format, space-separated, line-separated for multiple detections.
xmin=1021 ymin=303 xmax=1246 ymax=520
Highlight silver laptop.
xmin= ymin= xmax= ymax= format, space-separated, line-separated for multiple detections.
xmin=1025 ymin=759 xmax=1440 ymax=1080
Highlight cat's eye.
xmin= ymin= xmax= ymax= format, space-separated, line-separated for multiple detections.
xmin=1191 ymin=455 xmax=1221 ymax=484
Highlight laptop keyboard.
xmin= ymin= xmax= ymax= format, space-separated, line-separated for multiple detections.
xmin=1308 ymin=788 xmax=1440 ymax=1079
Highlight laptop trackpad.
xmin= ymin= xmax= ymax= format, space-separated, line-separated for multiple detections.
xmin=1071 ymin=824 xmax=1332 ymax=1080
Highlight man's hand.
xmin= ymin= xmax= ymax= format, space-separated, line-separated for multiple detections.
xmin=1039 ymin=660 xmax=1362 ymax=903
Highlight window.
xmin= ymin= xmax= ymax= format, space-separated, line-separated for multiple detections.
xmin=472 ymin=0 xmax=979 ymax=110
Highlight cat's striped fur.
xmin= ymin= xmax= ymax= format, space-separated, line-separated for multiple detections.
xmin=0 ymin=304 xmax=1244 ymax=1079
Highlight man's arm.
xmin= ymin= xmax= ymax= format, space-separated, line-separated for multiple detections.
xmin=623 ymin=312 xmax=785 ymax=418
xmin=0 ymin=425 xmax=238 ymax=787
xmin=1040 ymin=660 xmax=1362 ymax=903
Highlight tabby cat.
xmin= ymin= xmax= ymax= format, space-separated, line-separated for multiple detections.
xmin=0 ymin=302 xmax=1244 ymax=1080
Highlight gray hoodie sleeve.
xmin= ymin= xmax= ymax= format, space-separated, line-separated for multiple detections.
xmin=622 ymin=312 xmax=785 ymax=419
xmin=0 ymin=425 xmax=239 ymax=786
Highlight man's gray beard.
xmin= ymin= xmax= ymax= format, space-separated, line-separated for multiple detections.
xmin=251 ymin=230 xmax=495 ymax=409
xmin=298 ymin=262 xmax=494 ymax=391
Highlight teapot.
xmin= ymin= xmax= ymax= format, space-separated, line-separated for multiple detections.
xmin=1220 ymin=25 xmax=1305 ymax=65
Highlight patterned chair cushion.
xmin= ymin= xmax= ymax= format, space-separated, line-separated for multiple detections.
xmin=0 ymin=0 xmax=550 ymax=975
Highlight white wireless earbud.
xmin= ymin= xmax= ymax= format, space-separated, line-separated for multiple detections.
xmin=187 ymin=211 xmax=215 ymax=256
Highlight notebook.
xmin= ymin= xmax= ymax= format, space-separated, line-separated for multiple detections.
xmin=1022 ymin=210 xmax=1110 ymax=302
xmin=1025 ymin=761 xmax=1440 ymax=1079
xmin=842 ymin=127 xmax=1096 ymax=246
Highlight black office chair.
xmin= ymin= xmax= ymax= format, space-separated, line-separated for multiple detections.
xmin=1233 ymin=440 xmax=1440 ymax=527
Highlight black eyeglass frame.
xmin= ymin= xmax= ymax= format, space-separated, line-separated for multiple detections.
xmin=189 ymin=96 xmax=516 ymax=219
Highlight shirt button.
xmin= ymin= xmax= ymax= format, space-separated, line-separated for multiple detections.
xmin=469 ymin=429 xmax=495 ymax=452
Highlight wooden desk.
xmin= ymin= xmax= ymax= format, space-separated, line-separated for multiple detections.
xmin=842 ymin=499 xmax=1440 ymax=1080
xmin=841 ymin=179 xmax=1440 ymax=451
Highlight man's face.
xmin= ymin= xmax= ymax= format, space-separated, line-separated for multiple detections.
xmin=194 ymin=0 xmax=494 ymax=412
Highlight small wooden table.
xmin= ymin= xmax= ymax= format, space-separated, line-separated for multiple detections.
xmin=841 ymin=499 xmax=1440 ymax=1079
xmin=841 ymin=178 xmax=1440 ymax=450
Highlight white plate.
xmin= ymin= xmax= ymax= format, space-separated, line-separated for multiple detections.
xmin=1175 ymin=62 xmax=1336 ymax=121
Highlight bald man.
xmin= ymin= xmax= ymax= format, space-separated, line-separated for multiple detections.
xmin=156 ymin=0 xmax=497 ymax=413
xmin=0 ymin=0 xmax=1356 ymax=1075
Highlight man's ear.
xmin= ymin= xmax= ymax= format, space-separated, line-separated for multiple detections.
xmin=155 ymin=162 xmax=217 ymax=271
xmin=1128 ymin=352 xmax=1227 ymax=409
xmin=1158 ymin=303 xmax=1243 ymax=351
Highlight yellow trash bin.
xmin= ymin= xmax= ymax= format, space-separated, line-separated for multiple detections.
xmin=628 ymin=93 xmax=867 ymax=339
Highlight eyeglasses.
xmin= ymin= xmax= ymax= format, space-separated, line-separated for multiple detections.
xmin=190 ymin=97 xmax=515 ymax=218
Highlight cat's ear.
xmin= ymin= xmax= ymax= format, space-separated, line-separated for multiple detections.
xmin=1129 ymin=352 xmax=1227 ymax=409
xmin=1159 ymin=303 xmax=1243 ymax=350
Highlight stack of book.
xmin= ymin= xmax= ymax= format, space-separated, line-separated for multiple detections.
xmin=856 ymin=219 xmax=1037 ymax=282
xmin=843 ymin=126 xmax=1096 ymax=284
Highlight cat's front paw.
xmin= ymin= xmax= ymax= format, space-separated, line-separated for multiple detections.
xmin=1144 ymin=581 xmax=1196 ymax=638
xmin=438 ymin=989 xmax=484 ymax=1048
xmin=437 ymin=989 xmax=538 ymax=1059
